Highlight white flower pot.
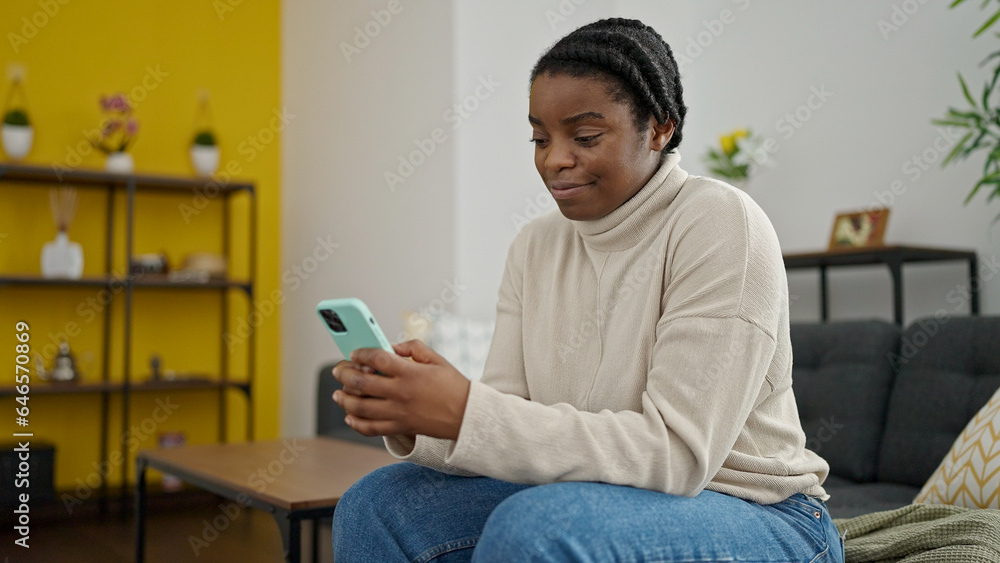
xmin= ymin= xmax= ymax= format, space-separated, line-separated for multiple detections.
xmin=105 ymin=152 xmax=134 ymax=174
xmin=190 ymin=144 xmax=220 ymax=176
xmin=2 ymin=124 xmax=33 ymax=160
xmin=41 ymin=231 xmax=84 ymax=279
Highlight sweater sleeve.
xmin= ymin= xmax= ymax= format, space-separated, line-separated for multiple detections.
xmin=439 ymin=191 xmax=787 ymax=496
xmin=382 ymin=228 xmax=530 ymax=472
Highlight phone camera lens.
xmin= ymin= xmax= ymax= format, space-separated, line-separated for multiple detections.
xmin=321 ymin=310 xmax=347 ymax=333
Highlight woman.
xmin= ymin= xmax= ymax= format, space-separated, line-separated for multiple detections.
xmin=331 ymin=17 xmax=843 ymax=562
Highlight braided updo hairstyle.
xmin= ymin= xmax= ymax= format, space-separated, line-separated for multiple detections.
xmin=530 ymin=18 xmax=687 ymax=155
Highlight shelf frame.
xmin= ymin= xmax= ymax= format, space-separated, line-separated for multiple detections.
xmin=0 ymin=163 xmax=257 ymax=518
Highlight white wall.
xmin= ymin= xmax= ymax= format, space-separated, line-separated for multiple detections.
xmin=453 ymin=0 xmax=1000 ymax=324
xmin=281 ymin=0 xmax=454 ymax=437
xmin=282 ymin=0 xmax=1000 ymax=435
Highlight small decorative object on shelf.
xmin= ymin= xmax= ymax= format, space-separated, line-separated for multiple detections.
xmin=828 ymin=208 xmax=890 ymax=250
xmin=130 ymin=252 xmax=169 ymax=275
xmin=167 ymin=252 xmax=226 ymax=283
xmin=702 ymin=128 xmax=771 ymax=190
xmin=189 ymin=89 xmax=219 ymax=176
xmin=41 ymin=187 xmax=83 ymax=278
xmin=2 ymin=67 xmax=33 ymax=161
xmin=92 ymin=92 xmax=138 ymax=173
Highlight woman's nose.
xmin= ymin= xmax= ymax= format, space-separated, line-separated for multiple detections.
xmin=544 ymin=140 xmax=575 ymax=172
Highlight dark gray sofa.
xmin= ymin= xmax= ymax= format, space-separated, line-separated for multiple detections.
xmin=316 ymin=316 xmax=1000 ymax=520
xmin=791 ymin=315 xmax=1000 ymax=518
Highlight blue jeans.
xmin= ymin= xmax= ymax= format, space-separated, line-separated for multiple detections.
xmin=333 ymin=463 xmax=844 ymax=562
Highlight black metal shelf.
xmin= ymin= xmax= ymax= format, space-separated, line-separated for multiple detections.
xmin=0 ymin=273 xmax=252 ymax=293
xmin=0 ymin=378 xmax=251 ymax=398
xmin=0 ymin=163 xmax=257 ymax=519
xmin=0 ymin=162 xmax=253 ymax=194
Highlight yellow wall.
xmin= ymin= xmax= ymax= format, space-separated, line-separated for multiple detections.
xmin=0 ymin=0 xmax=281 ymax=493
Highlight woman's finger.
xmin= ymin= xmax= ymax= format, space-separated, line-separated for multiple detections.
xmin=333 ymin=391 xmax=396 ymax=420
xmin=392 ymin=339 xmax=447 ymax=365
xmin=344 ymin=414 xmax=405 ymax=437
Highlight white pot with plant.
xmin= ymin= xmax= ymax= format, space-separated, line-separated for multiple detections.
xmin=190 ymin=130 xmax=219 ymax=176
xmin=2 ymin=107 xmax=32 ymax=160
xmin=92 ymin=93 xmax=138 ymax=174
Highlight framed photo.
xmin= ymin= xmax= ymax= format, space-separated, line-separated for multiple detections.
xmin=828 ymin=208 xmax=890 ymax=250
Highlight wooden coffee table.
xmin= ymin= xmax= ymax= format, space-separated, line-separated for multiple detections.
xmin=134 ymin=436 xmax=396 ymax=562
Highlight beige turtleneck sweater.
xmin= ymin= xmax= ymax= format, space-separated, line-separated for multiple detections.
xmin=385 ymin=152 xmax=830 ymax=504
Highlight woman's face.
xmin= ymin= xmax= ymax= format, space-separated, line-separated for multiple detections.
xmin=529 ymin=73 xmax=673 ymax=221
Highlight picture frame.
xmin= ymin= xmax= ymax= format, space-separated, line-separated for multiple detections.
xmin=828 ymin=208 xmax=890 ymax=250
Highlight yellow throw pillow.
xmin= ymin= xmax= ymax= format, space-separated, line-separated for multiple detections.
xmin=915 ymin=386 xmax=1000 ymax=509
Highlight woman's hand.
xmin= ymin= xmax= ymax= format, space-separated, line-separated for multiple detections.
xmin=331 ymin=339 xmax=471 ymax=440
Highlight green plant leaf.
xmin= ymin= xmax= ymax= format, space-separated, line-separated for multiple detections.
xmin=974 ymin=7 xmax=1000 ymax=36
xmin=960 ymin=73 xmax=978 ymax=107
xmin=932 ymin=119 xmax=972 ymax=127
xmin=943 ymin=131 xmax=975 ymax=166
xmin=947 ymin=107 xmax=984 ymax=121
xmin=951 ymin=0 xmax=968 ymax=8
xmin=964 ymin=171 xmax=1000 ymax=203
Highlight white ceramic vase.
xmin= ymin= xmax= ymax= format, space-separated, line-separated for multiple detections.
xmin=2 ymin=124 xmax=33 ymax=160
xmin=190 ymin=144 xmax=220 ymax=176
xmin=105 ymin=152 xmax=134 ymax=174
xmin=41 ymin=231 xmax=84 ymax=279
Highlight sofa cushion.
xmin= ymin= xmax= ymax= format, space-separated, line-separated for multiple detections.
xmin=822 ymin=475 xmax=920 ymax=519
xmin=791 ymin=320 xmax=900 ymax=483
xmin=877 ymin=316 xmax=1000 ymax=487
xmin=915 ymin=384 xmax=1000 ymax=508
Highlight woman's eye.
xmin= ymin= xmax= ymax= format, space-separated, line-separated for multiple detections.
xmin=530 ymin=138 xmax=548 ymax=147
xmin=576 ymin=134 xmax=601 ymax=144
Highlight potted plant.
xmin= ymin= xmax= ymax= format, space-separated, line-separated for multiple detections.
xmin=2 ymin=107 xmax=33 ymax=160
xmin=701 ymin=128 xmax=770 ymax=190
xmin=92 ymin=93 xmax=139 ymax=173
xmin=937 ymin=0 xmax=1000 ymax=223
xmin=190 ymin=128 xmax=219 ymax=176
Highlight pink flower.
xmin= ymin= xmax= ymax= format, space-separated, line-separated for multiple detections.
xmin=100 ymin=93 xmax=130 ymax=113
xmin=125 ymin=117 xmax=139 ymax=136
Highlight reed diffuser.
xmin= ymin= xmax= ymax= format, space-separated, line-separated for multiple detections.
xmin=40 ymin=187 xmax=83 ymax=278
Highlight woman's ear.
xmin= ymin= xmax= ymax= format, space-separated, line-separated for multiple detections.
xmin=649 ymin=118 xmax=675 ymax=152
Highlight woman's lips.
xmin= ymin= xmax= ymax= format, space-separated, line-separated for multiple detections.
xmin=549 ymin=182 xmax=593 ymax=200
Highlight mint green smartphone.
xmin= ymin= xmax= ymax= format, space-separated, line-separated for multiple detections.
xmin=316 ymin=298 xmax=394 ymax=360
